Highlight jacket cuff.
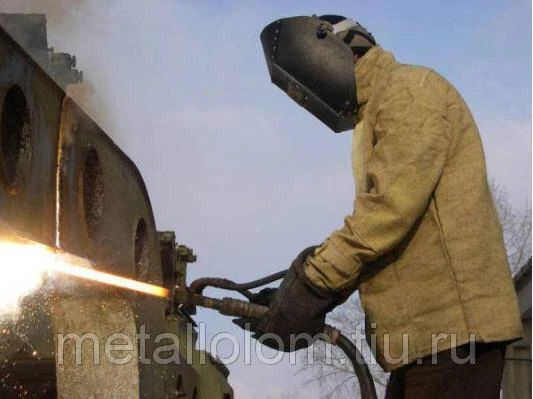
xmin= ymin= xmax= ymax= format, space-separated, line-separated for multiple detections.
xmin=304 ymin=240 xmax=362 ymax=292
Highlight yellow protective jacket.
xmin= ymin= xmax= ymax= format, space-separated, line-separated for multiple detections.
xmin=305 ymin=46 xmax=523 ymax=371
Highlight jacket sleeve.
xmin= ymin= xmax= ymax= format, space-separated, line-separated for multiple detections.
xmin=305 ymin=73 xmax=452 ymax=292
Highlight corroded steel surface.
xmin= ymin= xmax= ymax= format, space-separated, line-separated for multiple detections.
xmin=0 ymin=21 xmax=233 ymax=399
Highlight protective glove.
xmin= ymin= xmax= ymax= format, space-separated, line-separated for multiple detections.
xmin=246 ymin=287 xmax=277 ymax=307
xmin=233 ymin=246 xmax=341 ymax=352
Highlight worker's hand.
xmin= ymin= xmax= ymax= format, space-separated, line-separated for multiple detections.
xmin=232 ymin=288 xmax=276 ymax=332
xmin=233 ymin=246 xmax=340 ymax=352
xmin=247 ymin=287 xmax=278 ymax=307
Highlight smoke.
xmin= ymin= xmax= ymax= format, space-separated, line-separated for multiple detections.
xmin=0 ymin=0 xmax=117 ymax=136
xmin=0 ymin=1 xmax=197 ymax=146
xmin=0 ymin=0 xmax=86 ymax=31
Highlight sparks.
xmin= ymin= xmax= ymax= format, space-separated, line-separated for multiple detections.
xmin=50 ymin=251 xmax=169 ymax=298
xmin=0 ymin=238 xmax=169 ymax=314
xmin=0 ymin=241 xmax=51 ymax=314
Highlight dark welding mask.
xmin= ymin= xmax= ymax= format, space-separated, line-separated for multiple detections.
xmin=261 ymin=15 xmax=375 ymax=132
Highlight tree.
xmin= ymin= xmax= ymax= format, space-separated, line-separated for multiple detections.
xmin=490 ymin=181 xmax=532 ymax=274
xmin=299 ymin=294 xmax=389 ymax=398
xmin=300 ymin=182 xmax=531 ymax=398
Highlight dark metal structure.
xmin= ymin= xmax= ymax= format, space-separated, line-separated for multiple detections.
xmin=0 ymin=15 xmax=232 ymax=398
xmin=0 ymin=14 xmax=82 ymax=88
xmin=502 ymin=259 xmax=532 ymax=399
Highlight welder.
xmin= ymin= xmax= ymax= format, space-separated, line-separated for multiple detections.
xmin=233 ymin=15 xmax=523 ymax=398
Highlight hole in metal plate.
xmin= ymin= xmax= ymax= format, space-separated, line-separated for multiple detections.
xmin=0 ymin=85 xmax=32 ymax=195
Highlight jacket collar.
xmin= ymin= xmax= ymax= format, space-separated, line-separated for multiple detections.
xmin=355 ymin=46 xmax=397 ymax=109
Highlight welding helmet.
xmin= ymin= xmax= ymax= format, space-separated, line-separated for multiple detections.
xmin=260 ymin=15 xmax=376 ymax=132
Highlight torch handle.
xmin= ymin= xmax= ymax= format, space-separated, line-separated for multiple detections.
xmin=219 ymin=297 xmax=268 ymax=318
xmin=176 ymin=290 xmax=269 ymax=318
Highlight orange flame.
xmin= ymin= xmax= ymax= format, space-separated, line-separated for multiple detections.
xmin=51 ymin=252 xmax=169 ymax=298
xmin=0 ymin=239 xmax=169 ymax=314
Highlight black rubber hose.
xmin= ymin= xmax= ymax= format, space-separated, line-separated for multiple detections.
xmin=180 ymin=288 xmax=377 ymax=397
xmin=184 ymin=271 xmax=288 ymax=313
xmin=189 ymin=270 xmax=287 ymax=296
xmin=336 ymin=334 xmax=377 ymax=399
xmin=188 ymin=273 xmax=377 ymax=397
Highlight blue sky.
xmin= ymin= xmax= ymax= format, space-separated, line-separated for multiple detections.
xmin=4 ymin=1 xmax=531 ymax=397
